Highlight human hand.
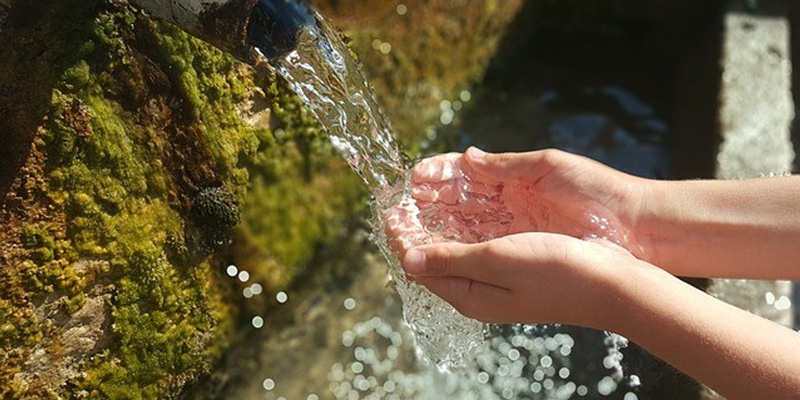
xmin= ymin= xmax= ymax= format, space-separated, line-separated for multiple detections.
xmin=401 ymin=231 xmax=643 ymax=330
xmin=393 ymin=148 xmax=649 ymax=257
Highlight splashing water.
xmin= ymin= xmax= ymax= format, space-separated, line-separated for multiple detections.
xmin=248 ymin=9 xmax=633 ymax=374
xmin=250 ymin=11 xmax=489 ymax=368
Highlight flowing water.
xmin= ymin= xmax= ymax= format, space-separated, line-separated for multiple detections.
xmin=245 ymin=5 xmax=639 ymax=398
xmin=250 ymin=10 xmax=491 ymax=369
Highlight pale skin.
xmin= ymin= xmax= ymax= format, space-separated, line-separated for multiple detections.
xmin=388 ymin=147 xmax=800 ymax=400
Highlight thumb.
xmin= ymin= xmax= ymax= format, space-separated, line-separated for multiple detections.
xmin=402 ymin=241 xmax=504 ymax=287
xmin=464 ymin=147 xmax=559 ymax=183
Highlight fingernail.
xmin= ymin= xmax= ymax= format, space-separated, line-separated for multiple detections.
xmin=466 ymin=147 xmax=486 ymax=161
xmin=403 ymin=249 xmax=426 ymax=275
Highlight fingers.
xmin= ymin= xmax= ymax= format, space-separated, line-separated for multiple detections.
xmin=411 ymin=152 xmax=463 ymax=183
xmin=403 ymin=241 xmax=513 ymax=288
xmin=464 ymin=146 xmax=561 ymax=183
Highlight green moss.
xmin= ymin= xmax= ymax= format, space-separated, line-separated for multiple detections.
xmin=3 ymin=0 xmax=368 ymax=397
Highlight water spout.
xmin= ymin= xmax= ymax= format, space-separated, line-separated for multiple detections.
xmin=129 ymin=0 xmax=314 ymax=63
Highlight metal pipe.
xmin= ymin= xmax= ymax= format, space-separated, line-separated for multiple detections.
xmin=130 ymin=0 xmax=315 ymax=63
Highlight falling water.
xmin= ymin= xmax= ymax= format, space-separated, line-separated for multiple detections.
xmin=249 ymin=8 xmax=491 ymax=368
xmin=246 ymin=4 xmax=635 ymax=384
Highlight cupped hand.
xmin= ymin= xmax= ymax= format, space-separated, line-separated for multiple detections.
xmin=406 ymin=148 xmax=649 ymax=256
xmin=401 ymin=231 xmax=644 ymax=330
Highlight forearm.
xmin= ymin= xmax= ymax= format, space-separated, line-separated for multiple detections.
xmin=637 ymin=176 xmax=800 ymax=279
xmin=614 ymin=264 xmax=800 ymax=400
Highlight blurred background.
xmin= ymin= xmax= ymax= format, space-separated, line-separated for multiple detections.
xmin=1 ymin=0 xmax=798 ymax=399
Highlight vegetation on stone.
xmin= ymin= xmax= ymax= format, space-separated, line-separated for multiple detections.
xmin=0 ymin=0 xmax=519 ymax=398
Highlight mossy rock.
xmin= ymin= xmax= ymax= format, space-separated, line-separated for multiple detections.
xmin=0 ymin=0 xmax=363 ymax=398
xmin=0 ymin=0 xmax=521 ymax=398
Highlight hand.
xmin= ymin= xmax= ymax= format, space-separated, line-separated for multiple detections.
xmin=401 ymin=231 xmax=643 ymax=330
xmin=396 ymin=148 xmax=648 ymax=255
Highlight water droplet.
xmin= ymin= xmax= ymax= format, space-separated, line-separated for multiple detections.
xmin=396 ymin=4 xmax=407 ymax=15
xmin=624 ymin=392 xmax=639 ymax=400
xmin=276 ymin=291 xmax=288 ymax=303
xmin=252 ymin=316 xmax=264 ymax=329
xmin=226 ymin=265 xmax=238 ymax=277
xmin=460 ymin=90 xmax=472 ymax=102
xmin=775 ymin=295 xmax=792 ymax=310
xmin=251 ymin=283 xmax=263 ymax=295
xmin=262 ymin=378 xmax=275 ymax=391
xmin=379 ymin=42 xmax=392 ymax=54
xmin=238 ymin=270 xmax=250 ymax=283
xmin=344 ymin=298 xmax=357 ymax=310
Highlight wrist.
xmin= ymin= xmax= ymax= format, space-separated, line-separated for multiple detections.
xmin=605 ymin=259 xmax=680 ymax=335
xmin=628 ymin=178 xmax=678 ymax=267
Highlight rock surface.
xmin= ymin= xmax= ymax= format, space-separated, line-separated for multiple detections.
xmin=0 ymin=0 xmax=521 ymax=398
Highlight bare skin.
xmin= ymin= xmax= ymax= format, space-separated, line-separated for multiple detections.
xmin=387 ymin=147 xmax=800 ymax=400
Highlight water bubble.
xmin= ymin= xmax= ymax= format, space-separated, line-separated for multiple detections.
xmin=308 ymin=394 xmax=319 ymax=400
xmin=251 ymin=283 xmax=263 ymax=295
xmin=577 ymin=385 xmax=589 ymax=396
xmin=396 ymin=4 xmax=407 ymax=15
xmin=243 ymin=287 xmax=254 ymax=298
xmin=351 ymin=362 xmax=364 ymax=374
xmin=559 ymin=367 xmax=571 ymax=379
xmin=598 ymin=376 xmax=618 ymax=396
xmin=226 ymin=265 xmax=238 ymax=277
xmin=371 ymin=39 xmax=382 ymax=50
xmin=354 ymin=347 xmax=366 ymax=361
xmin=766 ymin=292 xmax=776 ymax=304
xmin=533 ymin=369 xmax=545 ymax=381
xmin=276 ymin=291 xmax=288 ymax=303
xmin=344 ymin=298 xmax=357 ymax=310
xmin=238 ymin=270 xmax=250 ymax=283
xmin=342 ymin=331 xmax=355 ymax=347
xmin=507 ymin=348 xmax=520 ymax=361
xmin=386 ymin=345 xmax=399 ymax=360
xmin=379 ymin=42 xmax=392 ymax=54
xmin=540 ymin=355 xmax=553 ymax=368
xmin=624 ymin=393 xmax=639 ymax=400
xmin=530 ymin=382 xmax=542 ymax=393
xmin=252 ymin=316 xmax=264 ymax=329
xmin=383 ymin=381 xmax=395 ymax=392
xmin=476 ymin=371 xmax=489 ymax=384
xmin=440 ymin=110 xmax=454 ymax=125
xmin=775 ymin=295 xmax=792 ymax=310
xmin=460 ymin=90 xmax=472 ymax=102
xmin=262 ymin=378 xmax=275 ymax=391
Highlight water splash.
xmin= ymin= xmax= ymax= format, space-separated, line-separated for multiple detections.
xmin=250 ymin=11 xmax=487 ymax=368
xmin=248 ymin=8 xmax=634 ymax=376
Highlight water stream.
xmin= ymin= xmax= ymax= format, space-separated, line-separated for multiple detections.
xmin=250 ymin=10 xmax=493 ymax=369
xmin=244 ymin=5 xmax=641 ymax=399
